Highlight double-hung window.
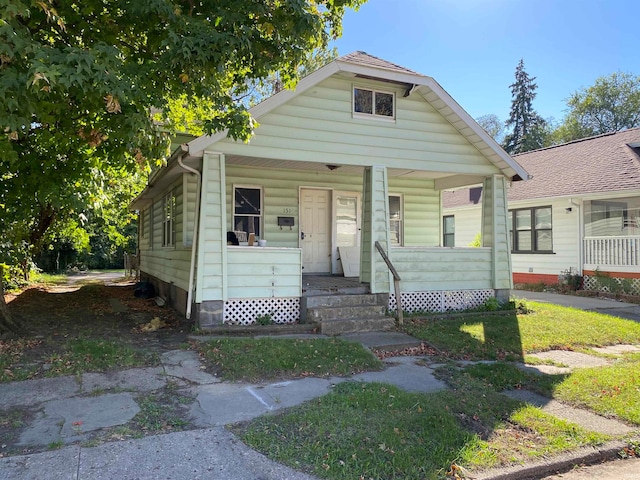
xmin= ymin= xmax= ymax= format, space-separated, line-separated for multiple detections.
xmin=443 ymin=215 xmax=455 ymax=247
xmin=233 ymin=186 xmax=262 ymax=238
xmin=389 ymin=194 xmax=403 ymax=246
xmin=162 ymin=191 xmax=176 ymax=247
xmin=509 ymin=207 xmax=552 ymax=253
xmin=354 ymin=87 xmax=395 ymax=119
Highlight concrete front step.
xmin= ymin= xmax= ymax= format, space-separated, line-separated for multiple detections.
xmin=302 ymin=293 xmax=383 ymax=309
xmin=320 ymin=316 xmax=396 ymax=335
xmin=306 ymin=304 xmax=387 ymax=322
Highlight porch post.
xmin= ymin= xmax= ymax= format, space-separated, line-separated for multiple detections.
xmin=193 ymin=152 xmax=227 ymax=327
xmin=361 ymin=166 xmax=391 ymax=294
xmin=481 ymin=174 xmax=512 ymax=302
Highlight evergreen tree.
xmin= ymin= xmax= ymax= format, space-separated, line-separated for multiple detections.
xmin=503 ymin=59 xmax=547 ymax=154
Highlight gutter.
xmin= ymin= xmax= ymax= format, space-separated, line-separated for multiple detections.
xmin=177 ymin=145 xmax=201 ymax=320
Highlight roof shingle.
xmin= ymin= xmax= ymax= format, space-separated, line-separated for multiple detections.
xmin=443 ymin=128 xmax=640 ymax=208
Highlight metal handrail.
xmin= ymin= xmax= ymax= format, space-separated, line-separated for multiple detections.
xmin=374 ymin=241 xmax=403 ymax=325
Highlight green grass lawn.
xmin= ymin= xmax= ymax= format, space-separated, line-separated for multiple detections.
xmin=232 ymin=301 xmax=640 ymax=478
xmin=401 ymin=301 xmax=640 ymax=360
xmin=194 ymin=337 xmax=383 ymax=382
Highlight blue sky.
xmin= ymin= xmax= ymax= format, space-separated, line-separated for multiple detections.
xmin=331 ymin=0 xmax=638 ymax=125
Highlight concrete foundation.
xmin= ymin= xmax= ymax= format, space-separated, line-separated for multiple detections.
xmin=192 ymin=301 xmax=225 ymax=328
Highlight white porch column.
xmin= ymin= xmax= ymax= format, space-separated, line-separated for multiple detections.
xmin=361 ymin=166 xmax=391 ymax=294
xmin=481 ymin=174 xmax=513 ymax=297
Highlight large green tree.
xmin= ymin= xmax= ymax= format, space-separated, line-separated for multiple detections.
xmin=502 ymin=59 xmax=547 ymax=154
xmin=476 ymin=114 xmax=505 ymax=144
xmin=0 ymin=0 xmax=363 ymax=334
xmin=553 ymin=72 xmax=640 ymax=143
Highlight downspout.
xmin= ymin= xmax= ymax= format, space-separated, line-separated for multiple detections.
xmin=177 ymin=146 xmax=201 ymax=320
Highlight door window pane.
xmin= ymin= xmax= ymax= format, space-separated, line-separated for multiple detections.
xmin=336 ymin=195 xmax=358 ymax=247
xmin=389 ymin=195 xmax=402 ymax=246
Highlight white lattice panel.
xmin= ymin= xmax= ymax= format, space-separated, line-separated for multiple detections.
xmin=224 ymin=298 xmax=300 ymax=325
xmin=583 ymin=275 xmax=640 ymax=296
xmin=389 ymin=290 xmax=494 ymax=313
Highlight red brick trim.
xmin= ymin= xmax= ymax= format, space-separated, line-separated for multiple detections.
xmin=512 ymin=272 xmax=559 ymax=285
xmin=583 ymin=270 xmax=640 ymax=279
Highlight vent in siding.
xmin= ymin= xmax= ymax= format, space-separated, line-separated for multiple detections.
xmin=224 ymin=298 xmax=300 ymax=325
xmin=388 ymin=290 xmax=493 ymax=313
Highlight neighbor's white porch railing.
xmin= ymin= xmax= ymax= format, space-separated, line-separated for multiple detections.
xmin=584 ymin=236 xmax=640 ymax=269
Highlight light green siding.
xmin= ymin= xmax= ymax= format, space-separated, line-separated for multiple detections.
xmin=362 ymin=166 xmax=391 ymax=293
xmin=390 ymin=247 xmax=493 ymax=291
xmin=212 ymin=77 xmax=500 ymax=176
xmin=182 ymin=173 xmax=199 ymax=246
xmin=482 ymin=175 xmax=512 ymax=289
xmin=137 ymin=178 xmax=191 ymax=292
xmin=197 ymin=153 xmax=226 ymax=303
xmin=227 ymin=247 xmax=302 ymax=298
xmin=391 ymin=177 xmax=439 ymax=246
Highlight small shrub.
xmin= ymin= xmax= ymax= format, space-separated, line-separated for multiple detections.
xmin=255 ymin=313 xmax=274 ymax=326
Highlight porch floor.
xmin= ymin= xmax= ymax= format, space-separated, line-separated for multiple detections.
xmin=302 ymin=275 xmax=369 ymax=296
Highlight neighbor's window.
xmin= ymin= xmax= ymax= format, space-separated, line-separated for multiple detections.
xmin=234 ymin=186 xmax=262 ymax=238
xmin=162 ymin=191 xmax=176 ymax=247
xmin=389 ymin=194 xmax=403 ymax=246
xmin=354 ymin=87 xmax=394 ymax=118
xmin=443 ymin=215 xmax=455 ymax=247
xmin=509 ymin=206 xmax=552 ymax=253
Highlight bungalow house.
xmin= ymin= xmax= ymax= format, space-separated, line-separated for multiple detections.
xmin=443 ymin=128 xmax=640 ymax=294
xmin=131 ymin=51 xmax=529 ymax=331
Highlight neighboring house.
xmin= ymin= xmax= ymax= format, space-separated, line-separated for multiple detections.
xmin=443 ymin=128 xmax=640 ymax=292
xmin=131 ymin=51 xmax=528 ymax=329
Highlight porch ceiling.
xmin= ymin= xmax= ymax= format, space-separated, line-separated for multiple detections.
xmin=225 ymin=154 xmax=456 ymax=180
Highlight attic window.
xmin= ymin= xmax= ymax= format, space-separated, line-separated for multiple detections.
xmin=354 ymin=87 xmax=394 ymax=119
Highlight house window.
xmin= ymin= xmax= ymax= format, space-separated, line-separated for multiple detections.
xmin=354 ymin=87 xmax=394 ymax=118
xmin=234 ymin=186 xmax=262 ymax=238
xmin=509 ymin=206 xmax=552 ymax=253
xmin=389 ymin=194 xmax=403 ymax=246
xmin=162 ymin=191 xmax=176 ymax=247
xmin=443 ymin=215 xmax=455 ymax=247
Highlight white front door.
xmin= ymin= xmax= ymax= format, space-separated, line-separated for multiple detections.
xmin=300 ymin=188 xmax=331 ymax=273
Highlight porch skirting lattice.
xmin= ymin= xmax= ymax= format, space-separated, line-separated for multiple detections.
xmin=223 ymin=298 xmax=300 ymax=325
xmin=388 ymin=290 xmax=494 ymax=313
xmin=583 ymin=275 xmax=640 ymax=296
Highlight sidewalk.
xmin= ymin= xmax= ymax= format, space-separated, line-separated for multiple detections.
xmin=0 ymin=330 xmax=638 ymax=479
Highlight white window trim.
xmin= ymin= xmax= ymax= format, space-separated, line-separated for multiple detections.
xmin=389 ymin=193 xmax=403 ymax=246
xmin=232 ymin=184 xmax=264 ymax=240
xmin=352 ymin=85 xmax=396 ymax=121
xmin=162 ymin=191 xmax=176 ymax=248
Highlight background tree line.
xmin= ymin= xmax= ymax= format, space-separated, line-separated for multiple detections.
xmin=477 ymin=60 xmax=640 ymax=154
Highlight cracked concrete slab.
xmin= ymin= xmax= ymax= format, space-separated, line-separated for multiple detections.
xmin=592 ymin=344 xmax=640 ymax=355
xmin=0 ymin=445 xmax=81 ymax=480
xmin=18 ymin=393 xmax=140 ymax=446
xmin=351 ymin=356 xmax=448 ymax=393
xmin=81 ymin=367 xmax=166 ymax=393
xmin=161 ymin=350 xmax=220 ymax=385
xmin=504 ymin=390 xmax=635 ymax=436
xmin=0 ymin=376 xmax=79 ymax=408
xmin=527 ymin=350 xmax=611 ymax=368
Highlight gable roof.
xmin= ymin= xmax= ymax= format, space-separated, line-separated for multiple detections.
xmin=443 ymin=128 xmax=640 ymax=208
xmin=185 ymin=51 xmax=528 ymax=183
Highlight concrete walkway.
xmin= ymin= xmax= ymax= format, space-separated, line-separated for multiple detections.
xmin=0 ymin=330 xmax=638 ymax=479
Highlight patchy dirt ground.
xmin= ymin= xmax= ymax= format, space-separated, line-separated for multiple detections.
xmin=2 ymin=275 xmax=192 ymax=378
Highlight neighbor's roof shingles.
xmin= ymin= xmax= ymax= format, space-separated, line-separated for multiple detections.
xmin=443 ymin=128 xmax=640 ymax=208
